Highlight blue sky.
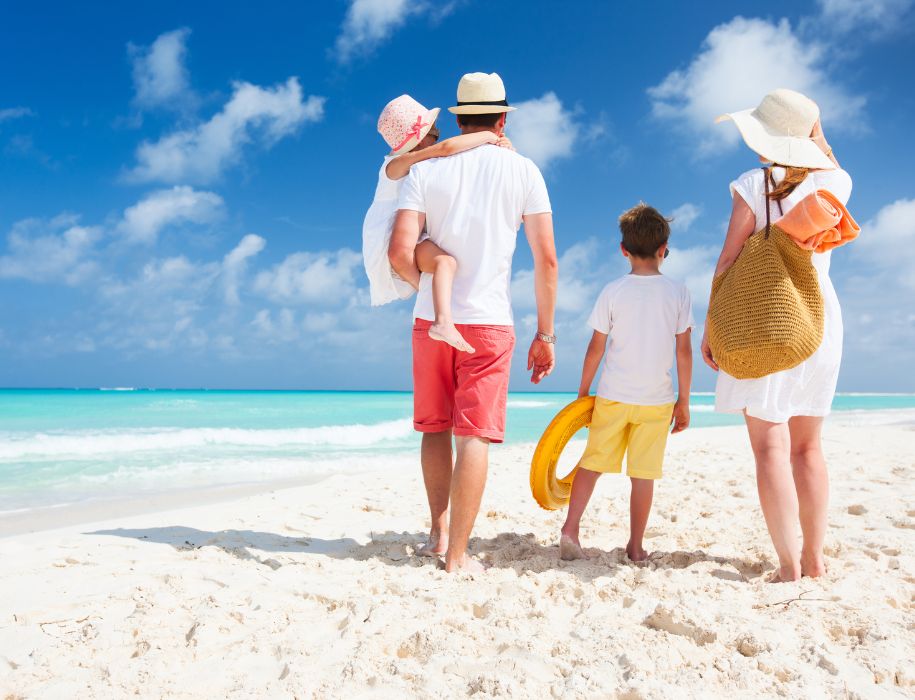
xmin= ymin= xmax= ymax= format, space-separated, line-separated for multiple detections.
xmin=0 ymin=0 xmax=913 ymax=391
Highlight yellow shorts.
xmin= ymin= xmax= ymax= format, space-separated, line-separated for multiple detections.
xmin=579 ymin=398 xmax=674 ymax=480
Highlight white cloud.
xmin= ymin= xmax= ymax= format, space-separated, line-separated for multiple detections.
xmin=222 ymin=234 xmax=266 ymax=305
xmin=128 ymin=28 xmax=196 ymax=112
xmin=669 ymin=203 xmax=702 ymax=232
xmin=507 ymin=92 xmax=579 ymax=169
xmin=126 ymin=77 xmax=325 ymax=184
xmin=648 ymin=16 xmax=867 ymax=157
xmin=118 ymin=186 xmax=224 ymax=244
xmin=852 ymin=198 xmax=915 ymax=289
xmin=0 ymin=107 xmax=33 ymax=122
xmin=334 ymin=0 xmax=417 ymax=63
xmin=254 ymin=248 xmax=362 ymax=305
xmin=0 ymin=214 xmax=102 ymax=284
xmin=815 ymin=0 xmax=913 ymax=35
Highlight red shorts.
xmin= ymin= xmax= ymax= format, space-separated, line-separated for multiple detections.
xmin=412 ymin=319 xmax=515 ymax=443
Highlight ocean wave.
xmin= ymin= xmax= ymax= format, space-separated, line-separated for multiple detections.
xmin=506 ymin=400 xmax=555 ymax=408
xmin=0 ymin=419 xmax=415 ymax=460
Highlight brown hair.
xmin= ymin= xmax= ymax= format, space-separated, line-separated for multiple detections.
xmin=457 ymin=113 xmax=503 ymax=128
xmin=618 ymin=203 xmax=671 ymax=258
xmin=768 ymin=165 xmax=811 ymax=202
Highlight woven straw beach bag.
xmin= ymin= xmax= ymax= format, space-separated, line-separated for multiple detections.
xmin=707 ymin=168 xmax=824 ymax=380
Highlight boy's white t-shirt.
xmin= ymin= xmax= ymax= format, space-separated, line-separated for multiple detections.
xmin=398 ymin=144 xmax=551 ymax=325
xmin=588 ymin=274 xmax=694 ymax=405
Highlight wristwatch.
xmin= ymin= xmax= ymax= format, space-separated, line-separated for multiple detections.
xmin=536 ymin=332 xmax=557 ymax=344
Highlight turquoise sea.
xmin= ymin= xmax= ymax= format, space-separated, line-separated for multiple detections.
xmin=1 ymin=389 xmax=913 ymax=513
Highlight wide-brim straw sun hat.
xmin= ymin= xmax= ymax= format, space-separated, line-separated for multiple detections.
xmin=448 ymin=72 xmax=517 ymax=115
xmin=716 ymin=88 xmax=835 ymax=170
xmin=377 ymin=95 xmax=440 ymax=156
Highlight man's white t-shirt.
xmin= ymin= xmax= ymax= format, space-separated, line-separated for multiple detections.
xmin=397 ymin=144 xmax=551 ymax=325
xmin=588 ymin=274 xmax=694 ymax=405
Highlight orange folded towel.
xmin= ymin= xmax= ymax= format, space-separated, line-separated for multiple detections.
xmin=774 ymin=189 xmax=860 ymax=253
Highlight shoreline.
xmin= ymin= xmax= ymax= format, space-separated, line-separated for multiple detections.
xmin=2 ymin=408 xmax=913 ymax=539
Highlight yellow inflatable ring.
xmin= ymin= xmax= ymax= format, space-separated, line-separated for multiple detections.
xmin=529 ymin=396 xmax=595 ymax=510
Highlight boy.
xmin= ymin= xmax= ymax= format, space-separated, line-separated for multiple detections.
xmin=559 ymin=203 xmax=693 ymax=562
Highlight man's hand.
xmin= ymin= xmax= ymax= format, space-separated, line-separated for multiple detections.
xmin=528 ymin=337 xmax=555 ymax=384
xmin=670 ymin=400 xmax=690 ymax=433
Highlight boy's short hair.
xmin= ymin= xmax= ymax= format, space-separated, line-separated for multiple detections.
xmin=618 ymin=203 xmax=671 ymax=258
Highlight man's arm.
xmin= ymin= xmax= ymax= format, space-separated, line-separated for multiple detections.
xmin=388 ymin=209 xmax=426 ymax=289
xmin=523 ymin=212 xmax=558 ymax=384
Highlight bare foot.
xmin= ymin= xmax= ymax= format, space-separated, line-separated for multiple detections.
xmin=801 ymin=552 xmax=827 ymax=578
xmin=559 ymin=534 xmax=589 ymax=561
xmin=444 ymin=552 xmax=487 ymax=574
xmin=415 ymin=533 xmax=448 ymax=558
xmin=626 ymin=542 xmax=649 ymax=562
xmin=767 ymin=565 xmax=802 ymax=583
xmin=428 ymin=323 xmax=475 ymax=353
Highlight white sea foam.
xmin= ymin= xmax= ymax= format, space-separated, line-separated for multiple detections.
xmin=0 ymin=419 xmax=415 ymax=460
xmin=506 ymin=400 xmax=555 ymax=408
xmin=690 ymin=404 xmax=714 ymax=412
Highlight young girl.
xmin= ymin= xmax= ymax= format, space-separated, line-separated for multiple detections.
xmin=362 ymin=94 xmax=510 ymax=353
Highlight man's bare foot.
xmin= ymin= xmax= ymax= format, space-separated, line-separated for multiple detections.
xmin=801 ymin=552 xmax=827 ymax=578
xmin=626 ymin=542 xmax=649 ymax=562
xmin=559 ymin=534 xmax=589 ymax=560
xmin=767 ymin=565 xmax=802 ymax=583
xmin=428 ymin=323 xmax=475 ymax=353
xmin=444 ymin=552 xmax=487 ymax=574
xmin=415 ymin=532 xmax=448 ymax=558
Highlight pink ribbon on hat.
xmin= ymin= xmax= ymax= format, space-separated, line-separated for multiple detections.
xmin=393 ymin=115 xmax=428 ymax=151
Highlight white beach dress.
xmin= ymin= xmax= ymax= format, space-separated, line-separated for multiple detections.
xmin=362 ymin=156 xmax=416 ymax=306
xmin=715 ymin=166 xmax=853 ymax=423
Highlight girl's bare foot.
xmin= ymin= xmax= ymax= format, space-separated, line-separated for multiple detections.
xmin=428 ymin=323 xmax=475 ymax=353
xmin=559 ymin=534 xmax=589 ymax=561
xmin=444 ymin=552 xmax=487 ymax=574
xmin=626 ymin=541 xmax=649 ymax=562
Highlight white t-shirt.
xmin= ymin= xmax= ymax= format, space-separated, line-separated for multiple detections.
xmin=398 ymin=144 xmax=551 ymax=324
xmin=588 ymin=274 xmax=694 ymax=405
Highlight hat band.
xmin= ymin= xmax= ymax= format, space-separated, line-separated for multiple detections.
xmin=456 ymin=99 xmax=509 ymax=107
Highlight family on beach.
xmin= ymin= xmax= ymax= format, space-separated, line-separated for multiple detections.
xmin=362 ymin=72 xmax=857 ymax=582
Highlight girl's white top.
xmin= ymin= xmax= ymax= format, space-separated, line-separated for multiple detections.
xmin=362 ymin=156 xmax=416 ymax=306
xmin=714 ymin=166 xmax=853 ymax=423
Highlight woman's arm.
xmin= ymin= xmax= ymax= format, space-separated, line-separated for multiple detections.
xmin=578 ymin=331 xmax=608 ymax=398
xmin=385 ymin=131 xmax=499 ymax=180
xmin=811 ymin=118 xmax=840 ymax=168
xmin=701 ymin=193 xmax=756 ymax=370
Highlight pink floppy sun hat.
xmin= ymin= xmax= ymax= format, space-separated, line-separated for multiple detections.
xmin=377 ymin=95 xmax=441 ymax=156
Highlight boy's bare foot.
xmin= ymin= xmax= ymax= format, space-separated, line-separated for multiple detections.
xmin=416 ymin=532 xmax=448 ymax=558
xmin=800 ymin=552 xmax=827 ymax=578
xmin=559 ymin=534 xmax=589 ymax=561
xmin=428 ymin=323 xmax=475 ymax=353
xmin=767 ymin=565 xmax=802 ymax=583
xmin=444 ymin=552 xmax=487 ymax=574
xmin=626 ymin=542 xmax=649 ymax=562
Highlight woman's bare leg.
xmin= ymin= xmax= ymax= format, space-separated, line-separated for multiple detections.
xmin=788 ymin=415 xmax=829 ymax=577
xmin=414 ymin=240 xmax=474 ymax=353
xmin=745 ymin=414 xmax=801 ymax=582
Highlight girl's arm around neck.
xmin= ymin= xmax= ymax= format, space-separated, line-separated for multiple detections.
xmin=385 ymin=131 xmax=499 ymax=180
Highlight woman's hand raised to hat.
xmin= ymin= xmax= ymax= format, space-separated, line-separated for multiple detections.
xmin=810 ymin=118 xmax=829 ymax=153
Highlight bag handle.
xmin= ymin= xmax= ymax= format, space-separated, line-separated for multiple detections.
xmin=763 ymin=167 xmax=771 ymax=239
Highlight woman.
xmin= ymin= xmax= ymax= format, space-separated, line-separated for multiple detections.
xmin=701 ymin=89 xmax=851 ymax=582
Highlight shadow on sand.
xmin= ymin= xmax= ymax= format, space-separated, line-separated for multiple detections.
xmin=89 ymin=525 xmax=768 ymax=581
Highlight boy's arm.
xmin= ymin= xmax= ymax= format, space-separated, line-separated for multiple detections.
xmin=578 ymin=331 xmax=608 ymax=398
xmin=385 ymin=132 xmax=499 ymax=180
xmin=671 ymin=329 xmax=693 ymax=433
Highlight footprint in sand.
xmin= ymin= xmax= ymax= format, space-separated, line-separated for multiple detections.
xmin=847 ymin=504 xmax=867 ymax=515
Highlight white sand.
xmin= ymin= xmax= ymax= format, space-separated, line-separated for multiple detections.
xmin=1 ymin=416 xmax=913 ymax=699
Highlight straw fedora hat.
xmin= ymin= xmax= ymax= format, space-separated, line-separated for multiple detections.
xmin=377 ymin=95 xmax=440 ymax=156
xmin=716 ymin=89 xmax=835 ymax=170
xmin=448 ymin=72 xmax=517 ymax=115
